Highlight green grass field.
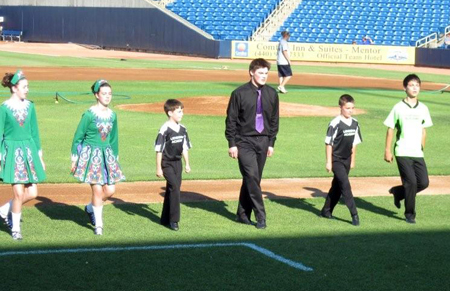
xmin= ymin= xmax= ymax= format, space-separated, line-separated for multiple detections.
xmin=1 ymin=51 xmax=450 ymax=182
xmin=1 ymin=195 xmax=449 ymax=290
xmin=1 ymin=50 xmax=450 ymax=291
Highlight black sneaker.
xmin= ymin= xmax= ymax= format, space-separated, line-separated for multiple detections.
xmin=169 ymin=222 xmax=179 ymax=231
xmin=320 ymin=211 xmax=333 ymax=219
xmin=389 ymin=188 xmax=401 ymax=209
xmin=351 ymin=214 xmax=360 ymax=226
xmin=84 ymin=205 xmax=96 ymax=226
xmin=406 ymin=218 xmax=416 ymax=224
xmin=256 ymin=220 xmax=266 ymax=229
xmin=236 ymin=216 xmax=255 ymax=225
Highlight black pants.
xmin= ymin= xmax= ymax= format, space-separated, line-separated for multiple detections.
xmin=391 ymin=157 xmax=429 ymax=220
xmin=322 ymin=157 xmax=358 ymax=217
xmin=161 ymin=159 xmax=182 ymax=224
xmin=236 ymin=136 xmax=269 ymax=222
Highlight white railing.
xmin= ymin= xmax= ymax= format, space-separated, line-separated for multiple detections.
xmin=251 ymin=0 xmax=302 ymax=41
xmin=415 ymin=32 xmax=438 ymax=48
xmin=144 ymin=0 xmax=214 ymax=40
xmin=153 ymin=0 xmax=177 ymax=7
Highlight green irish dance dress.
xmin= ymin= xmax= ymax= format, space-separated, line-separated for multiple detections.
xmin=0 ymin=99 xmax=46 ymax=184
xmin=71 ymin=106 xmax=125 ymax=185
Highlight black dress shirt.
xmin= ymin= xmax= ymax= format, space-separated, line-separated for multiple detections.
xmin=225 ymin=81 xmax=279 ymax=148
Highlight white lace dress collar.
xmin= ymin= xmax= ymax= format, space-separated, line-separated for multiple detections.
xmin=3 ymin=98 xmax=30 ymax=111
xmin=89 ymin=106 xmax=113 ymax=120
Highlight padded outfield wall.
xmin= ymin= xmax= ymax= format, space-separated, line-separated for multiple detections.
xmin=0 ymin=1 xmax=224 ymax=57
xmin=0 ymin=0 xmax=152 ymax=8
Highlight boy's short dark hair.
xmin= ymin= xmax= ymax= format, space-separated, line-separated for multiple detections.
xmin=339 ymin=94 xmax=355 ymax=106
xmin=403 ymin=74 xmax=421 ymax=88
xmin=249 ymin=58 xmax=271 ymax=72
xmin=164 ymin=99 xmax=184 ymax=116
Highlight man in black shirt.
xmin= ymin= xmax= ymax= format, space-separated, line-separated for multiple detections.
xmin=225 ymin=58 xmax=280 ymax=229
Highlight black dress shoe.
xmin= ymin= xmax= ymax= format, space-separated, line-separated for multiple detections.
xmin=351 ymin=214 xmax=360 ymax=226
xmin=169 ymin=222 xmax=179 ymax=231
xmin=405 ymin=218 xmax=416 ymax=224
xmin=236 ymin=216 xmax=253 ymax=225
xmin=256 ymin=220 xmax=266 ymax=229
xmin=389 ymin=188 xmax=401 ymax=209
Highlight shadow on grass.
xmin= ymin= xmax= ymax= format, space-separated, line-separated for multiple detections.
xmin=300 ymin=187 xmax=404 ymax=221
xmin=354 ymin=197 xmax=404 ymax=221
xmin=109 ymin=197 xmax=161 ymax=225
xmin=263 ymin=191 xmax=322 ymax=217
xmin=34 ymin=196 xmax=91 ymax=230
xmin=159 ymin=187 xmax=236 ymax=222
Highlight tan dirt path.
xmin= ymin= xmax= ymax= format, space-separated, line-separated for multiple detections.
xmin=1 ymin=42 xmax=450 ymax=76
xmin=0 ymin=176 xmax=449 ymax=207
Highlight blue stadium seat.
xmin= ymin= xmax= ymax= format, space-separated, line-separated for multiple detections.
xmin=170 ymin=0 xmax=450 ymax=46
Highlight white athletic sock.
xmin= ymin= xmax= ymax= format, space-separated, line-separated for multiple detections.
xmin=11 ymin=212 xmax=21 ymax=232
xmin=86 ymin=203 xmax=93 ymax=212
xmin=92 ymin=205 xmax=103 ymax=228
xmin=0 ymin=200 xmax=12 ymax=217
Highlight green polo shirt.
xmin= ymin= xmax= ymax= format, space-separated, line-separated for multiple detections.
xmin=384 ymin=100 xmax=432 ymax=158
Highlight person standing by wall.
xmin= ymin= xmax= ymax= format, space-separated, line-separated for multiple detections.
xmin=277 ymin=31 xmax=293 ymax=94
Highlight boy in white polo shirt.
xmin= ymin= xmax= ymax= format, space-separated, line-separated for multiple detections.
xmin=384 ymin=74 xmax=432 ymax=224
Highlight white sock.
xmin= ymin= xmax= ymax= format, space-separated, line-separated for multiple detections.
xmin=86 ymin=203 xmax=93 ymax=212
xmin=0 ymin=200 xmax=12 ymax=217
xmin=92 ymin=205 xmax=103 ymax=228
xmin=11 ymin=212 xmax=21 ymax=232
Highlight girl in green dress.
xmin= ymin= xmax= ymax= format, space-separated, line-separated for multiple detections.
xmin=0 ymin=70 xmax=46 ymax=240
xmin=70 ymin=80 xmax=125 ymax=235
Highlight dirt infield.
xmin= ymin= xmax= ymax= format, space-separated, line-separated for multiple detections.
xmin=0 ymin=176 xmax=449 ymax=207
xmin=0 ymin=66 xmax=445 ymax=91
xmin=117 ymin=96 xmax=367 ymax=117
xmin=0 ymin=43 xmax=447 ymax=90
xmin=2 ymin=42 xmax=450 ymax=76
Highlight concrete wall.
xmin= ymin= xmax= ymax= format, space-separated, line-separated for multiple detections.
xmin=0 ymin=0 xmax=153 ymax=8
xmin=0 ymin=5 xmax=222 ymax=57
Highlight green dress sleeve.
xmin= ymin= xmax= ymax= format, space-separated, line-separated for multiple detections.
xmin=30 ymin=103 xmax=43 ymax=156
xmin=109 ymin=112 xmax=119 ymax=158
xmin=71 ymin=111 xmax=91 ymax=160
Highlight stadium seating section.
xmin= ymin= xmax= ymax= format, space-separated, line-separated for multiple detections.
xmin=166 ymin=0 xmax=281 ymax=40
xmin=167 ymin=0 xmax=450 ymax=46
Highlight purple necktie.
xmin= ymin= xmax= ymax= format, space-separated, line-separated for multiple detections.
xmin=255 ymin=89 xmax=264 ymax=133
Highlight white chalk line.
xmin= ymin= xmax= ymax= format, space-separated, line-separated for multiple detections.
xmin=0 ymin=242 xmax=313 ymax=272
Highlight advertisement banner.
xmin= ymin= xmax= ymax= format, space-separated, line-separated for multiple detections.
xmin=232 ymin=41 xmax=415 ymax=65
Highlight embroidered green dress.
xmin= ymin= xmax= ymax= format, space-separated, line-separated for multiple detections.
xmin=71 ymin=106 xmax=125 ymax=185
xmin=0 ymin=99 xmax=46 ymax=184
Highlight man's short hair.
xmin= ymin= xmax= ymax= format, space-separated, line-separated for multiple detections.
xmin=281 ymin=31 xmax=290 ymax=37
xmin=339 ymin=94 xmax=355 ymax=106
xmin=164 ymin=99 xmax=184 ymax=116
xmin=249 ymin=58 xmax=271 ymax=72
xmin=403 ymin=74 xmax=421 ymax=87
